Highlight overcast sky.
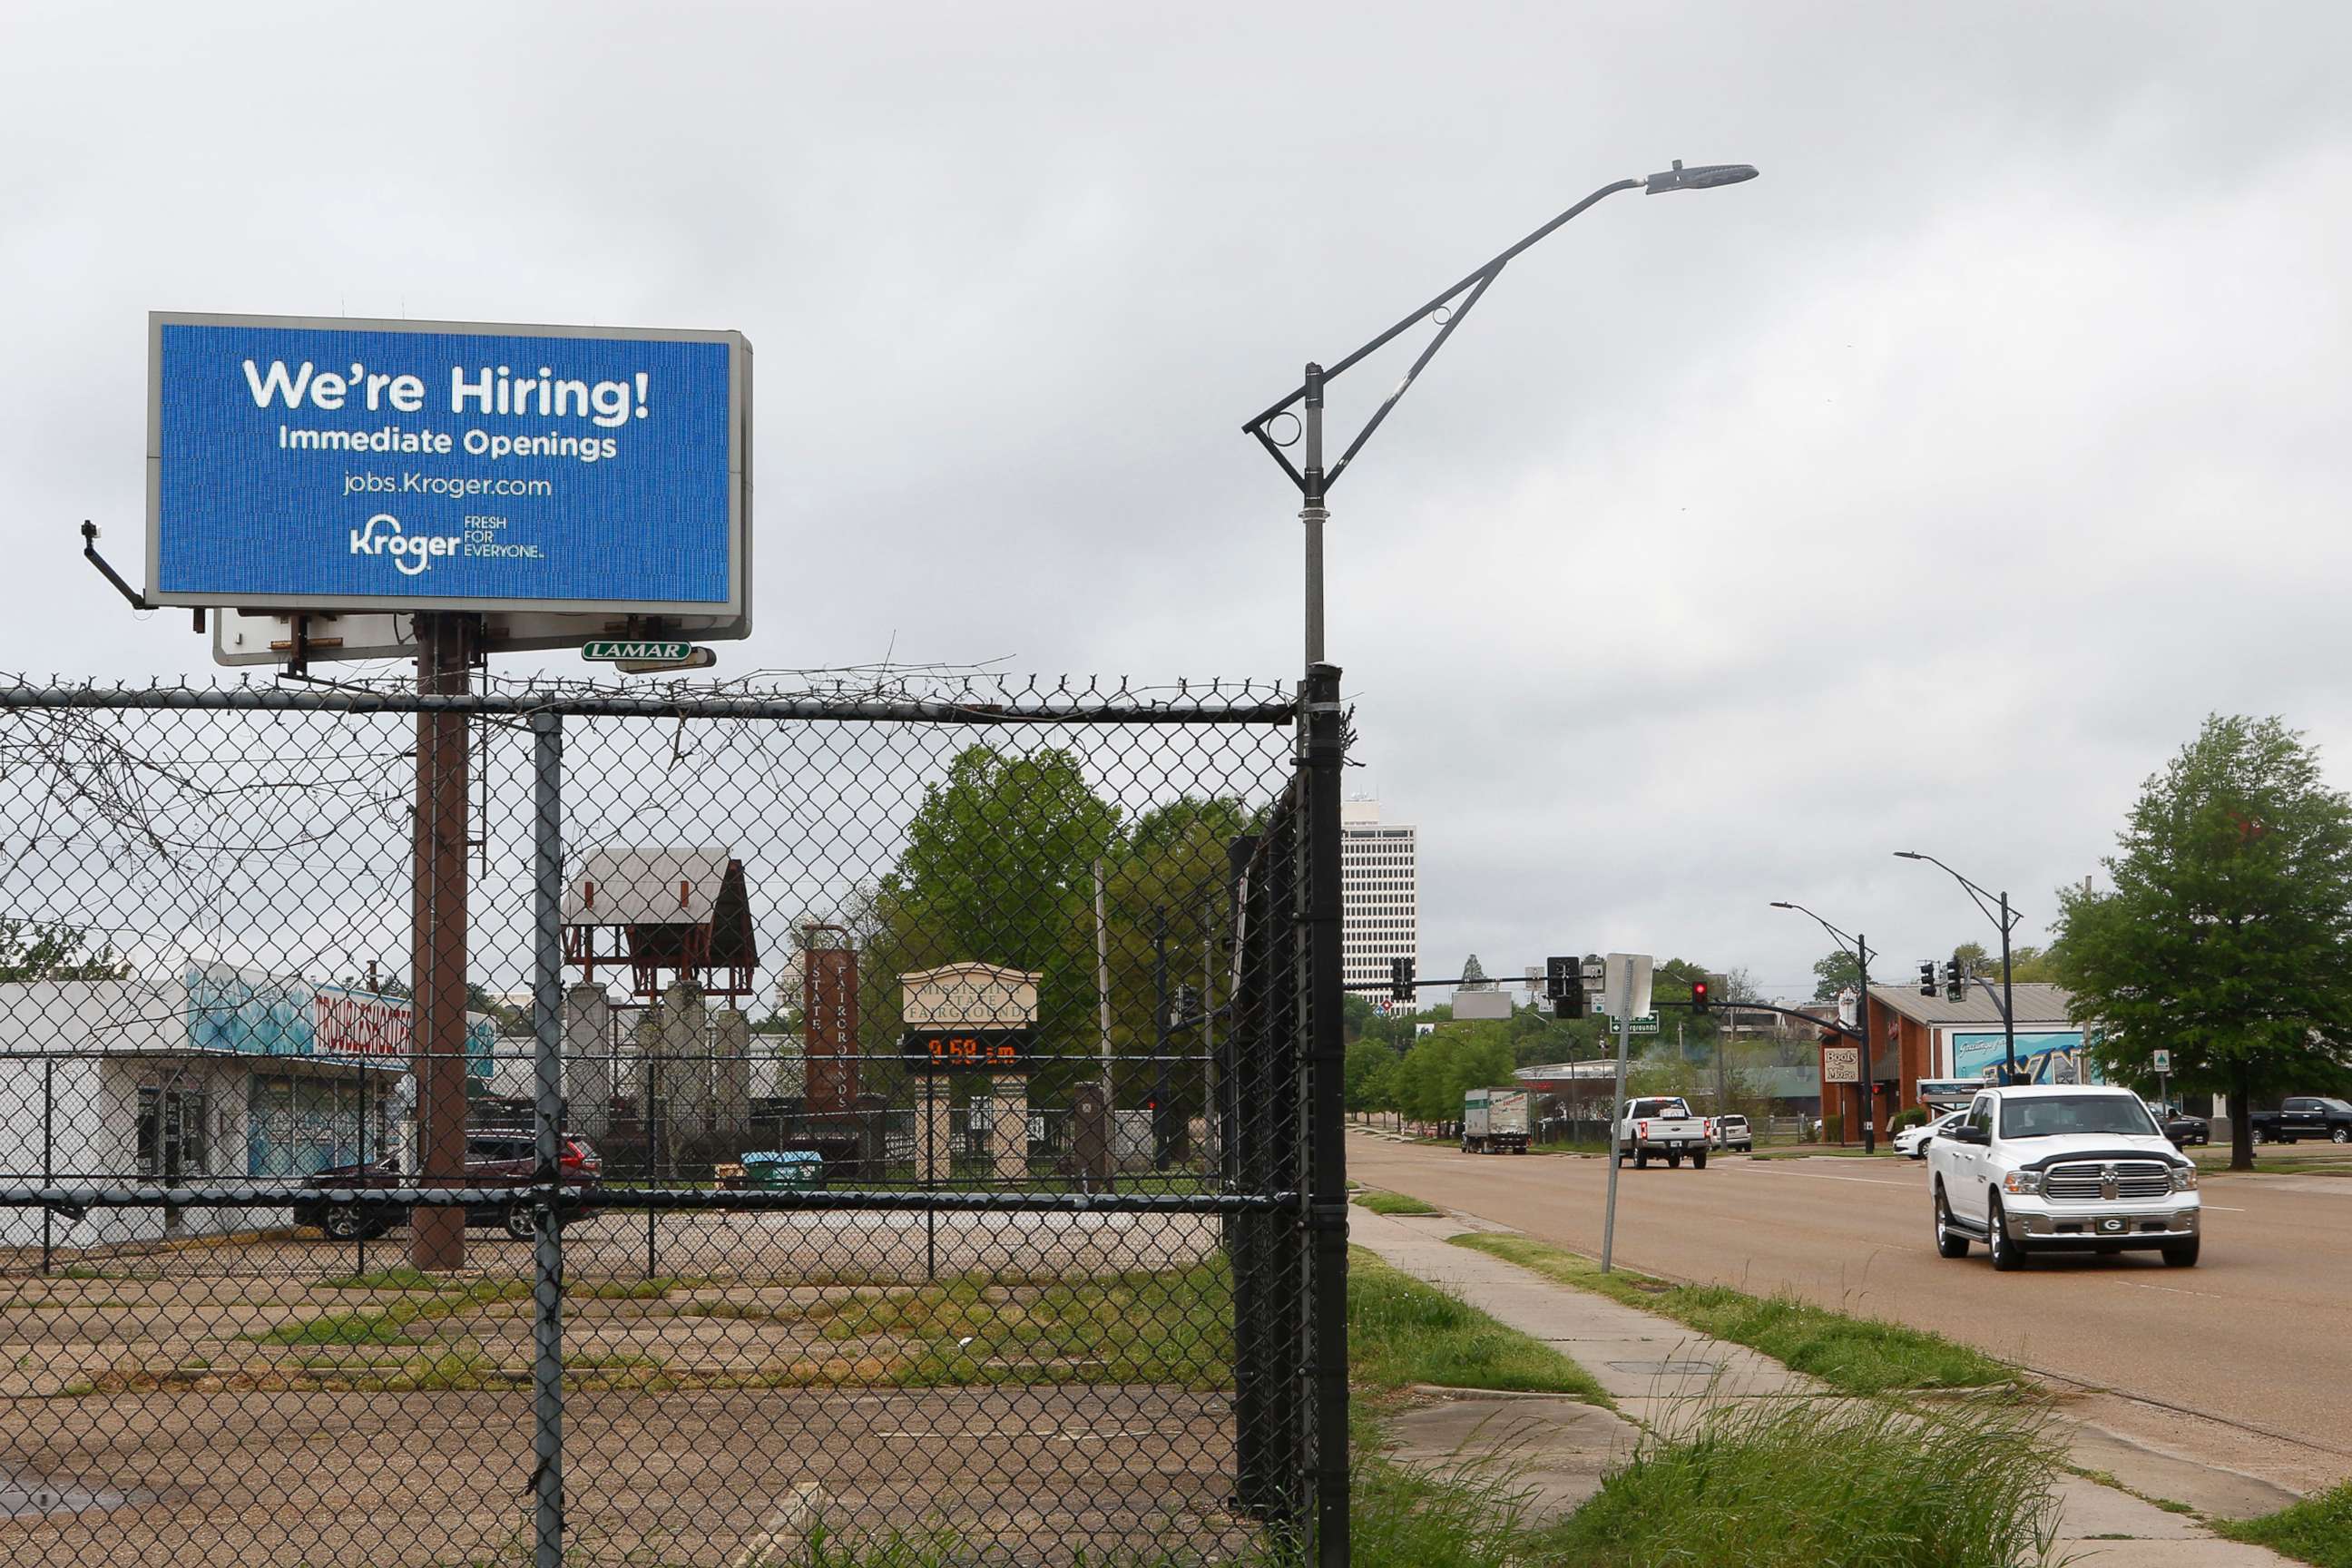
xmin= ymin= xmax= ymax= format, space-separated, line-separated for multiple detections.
xmin=5 ymin=2 xmax=2348 ymax=998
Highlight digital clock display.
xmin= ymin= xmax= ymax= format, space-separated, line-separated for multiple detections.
xmin=900 ymin=1027 xmax=1034 ymax=1073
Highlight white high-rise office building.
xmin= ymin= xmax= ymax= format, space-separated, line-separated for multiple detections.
xmin=1341 ymin=799 xmax=1419 ymax=1005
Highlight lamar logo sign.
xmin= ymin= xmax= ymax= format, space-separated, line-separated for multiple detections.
xmin=348 ymin=513 xmax=460 ymax=576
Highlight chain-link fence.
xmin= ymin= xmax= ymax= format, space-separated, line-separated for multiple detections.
xmin=0 ymin=669 xmax=1348 ymax=1567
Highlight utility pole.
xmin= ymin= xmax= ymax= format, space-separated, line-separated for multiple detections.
xmin=411 ymin=610 xmax=474 ymax=1271
xmin=1093 ymin=859 xmax=1113 ymax=1106
xmin=1857 ymin=935 xmax=1877 ymax=1153
xmin=1151 ymin=907 xmax=1171 ymax=1171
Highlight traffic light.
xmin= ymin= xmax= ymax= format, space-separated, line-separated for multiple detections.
xmin=1389 ymin=956 xmax=1415 ymax=1004
xmin=1916 ymin=960 xmax=1936 ymax=997
xmin=1553 ymin=991 xmax=1585 ymax=1020
xmin=1544 ymin=956 xmax=1575 ymax=1000
xmin=1942 ymin=960 xmax=1965 ymax=1004
xmin=1690 ymin=978 xmax=1711 ymax=1014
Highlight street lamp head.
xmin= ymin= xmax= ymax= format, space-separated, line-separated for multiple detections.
xmin=1893 ymin=851 xmax=1924 ymax=861
xmin=1645 ymin=159 xmax=1760 ymax=195
xmin=1769 ymin=900 xmax=1794 ymax=910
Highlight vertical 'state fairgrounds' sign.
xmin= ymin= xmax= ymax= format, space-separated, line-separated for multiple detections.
xmin=147 ymin=313 xmax=750 ymax=615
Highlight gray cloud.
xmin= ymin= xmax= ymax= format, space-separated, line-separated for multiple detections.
xmin=5 ymin=1 xmax=2348 ymax=991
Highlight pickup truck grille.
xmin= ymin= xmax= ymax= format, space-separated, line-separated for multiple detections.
xmin=2043 ymin=1160 xmax=2172 ymax=1200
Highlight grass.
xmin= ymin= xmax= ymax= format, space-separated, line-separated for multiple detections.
xmin=2214 ymin=1479 xmax=2352 ymax=1566
xmin=1451 ymin=1232 xmax=2016 ymax=1396
xmin=1535 ymin=1394 xmax=2063 ymax=1567
xmin=1346 ymin=1247 xmax=1608 ymax=1406
xmin=251 ymin=1277 xmax=529 ymax=1345
xmin=801 ymin=1261 xmax=1236 ymax=1390
xmin=1351 ymin=1191 xmax=1441 ymax=1216
xmin=314 ymin=1267 xmax=687 ymax=1299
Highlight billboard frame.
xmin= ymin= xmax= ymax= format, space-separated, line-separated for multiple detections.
xmin=146 ymin=311 xmax=752 ymax=621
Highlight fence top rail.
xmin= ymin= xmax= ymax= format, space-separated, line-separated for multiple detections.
xmin=0 ymin=1181 xmax=1297 ymax=1214
xmin=0 ymin=672 xmax=1301 ymax=726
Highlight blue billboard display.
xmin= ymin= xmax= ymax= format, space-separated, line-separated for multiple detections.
xmin=1951 ymin=1030 xmax=2100 ymax=1086
xmin=148 ymin=314 xmax=748 ymax=613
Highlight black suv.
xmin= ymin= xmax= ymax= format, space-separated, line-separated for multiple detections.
xmin=294 ymin=1134 xmax=602 ymax=1241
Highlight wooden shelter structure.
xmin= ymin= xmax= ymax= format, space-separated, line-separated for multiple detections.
xmin=560 ymin=848 xmax=760 ymax=1003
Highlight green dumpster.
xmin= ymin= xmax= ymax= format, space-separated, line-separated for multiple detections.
xmin=740 ymin=1150 xmax=826 ymax=1191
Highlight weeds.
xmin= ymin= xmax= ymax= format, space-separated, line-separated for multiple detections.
xmin=1537 ymin=1393 xmax=2063 ymax=1567
xmin=1452 ymin=1231 xmax=2015 ymax=1394
xmin=2214 ymin=1479 xmax=2352 ymax=1567
xmin=1351 ymin=1191 xmax=1441 ymax=1217
xmin=1348 ymin=1248 xmax=1608 ymax=1405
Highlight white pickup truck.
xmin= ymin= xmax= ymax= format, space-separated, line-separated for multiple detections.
xmin=1927 ymin=1084 xmax=2201 ymax=1270
xmin=1614 ymin=1096 xmax=1714 ymax=1170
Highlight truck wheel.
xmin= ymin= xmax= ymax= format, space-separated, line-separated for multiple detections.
xmin=321 ymin=1208 xmax=369 ymax=1242
xmin=1987 ymin=1196 xmax=2026 ymax=1271
xmin=503 ymin=1204 xmax=538 ymax=1242
xmin=2162 ymin=1237 xmax=2200 ymax=1268
xmin=1634 ymin=1149 xmax=1649 ymax=1170
xmin=1933 ymin=1183 xmax=1969 ymax=1258
xmin=2333 ymin=1127 xmax=2349 ymax=1144
xmin=1691 ymin=1150 xmax=1708 ymax=1171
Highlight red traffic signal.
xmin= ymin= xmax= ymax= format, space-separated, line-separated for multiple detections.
xmin=1690 ymin=979 xmax=1711 ymax=1014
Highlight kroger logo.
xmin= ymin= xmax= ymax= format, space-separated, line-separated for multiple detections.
xmin=348 ymin=513 xmax=460 ymax=576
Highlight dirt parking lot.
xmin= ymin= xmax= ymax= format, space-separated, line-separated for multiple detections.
xmin=0 ymin=1208 xmax=1250 ymax=1566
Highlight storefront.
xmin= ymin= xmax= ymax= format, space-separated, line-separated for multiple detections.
xmin=1817 ymin=982 xmax=2095 ymax=1144
xmin=0 ymin=966 xmax=492 ymax=1247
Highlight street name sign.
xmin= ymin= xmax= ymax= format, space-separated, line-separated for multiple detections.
xmin=149 ymin=313 xmax=750 ymax=616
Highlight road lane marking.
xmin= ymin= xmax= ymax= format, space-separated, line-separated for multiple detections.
xmin=1760 ymin=1171 xmax=1916 ymax=1187
xmin=2122 ymin=1281 xmax=2230 ymax=1300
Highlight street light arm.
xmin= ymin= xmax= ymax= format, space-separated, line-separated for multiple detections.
xmin=1771 ymin=899 xmax=1863 ymax=964
xmin=1895 ymin=850 xmax=2022 ymax=934
xmin=1240 ymin=177 xmax=1643 ymax=492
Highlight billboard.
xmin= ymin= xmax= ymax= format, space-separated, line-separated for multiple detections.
xmin=184 ymin=964 xmax=495 ymax=1079
xmin=1949 ymin=1030 xmax=2099 ymax=1086
xmin=148 ymin=313 xmax=750 ymax=615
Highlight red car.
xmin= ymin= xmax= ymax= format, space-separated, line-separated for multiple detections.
xmin=295 ymin=1133 xmax=602 ymax=1241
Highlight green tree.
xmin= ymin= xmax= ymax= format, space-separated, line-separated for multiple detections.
xmin=0 ymin=919 xmax=128 ymax=982
xmin=2054 ymin=715 xmax=2352 ymax=1169
xmin=1343 ymin=1037 xmax=1399 ymax=1113
xmin=2007 ymin=944 xmax=2062 ymax=984
xmin=1812 ymin=948 xmax=1862 ymax=1001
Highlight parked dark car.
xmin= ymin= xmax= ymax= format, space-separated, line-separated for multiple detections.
xmin=294 ymin=1133 xmax=602 ymax=1240
xmin=2154 ymin=1107 xmax=2210 ymax=1147
xmin=2247 ymin=1096 xmax=2352 ymax=1146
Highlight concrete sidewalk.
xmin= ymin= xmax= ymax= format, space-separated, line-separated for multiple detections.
xmin=1353 ymin=1205 xmax=2302 ymax=1566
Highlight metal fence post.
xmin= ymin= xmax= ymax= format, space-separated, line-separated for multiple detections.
xmin=1299 ymin=662 xmax=1349 ymax=1566
xmin=528 ymin=710 xmax=566 ymax=1568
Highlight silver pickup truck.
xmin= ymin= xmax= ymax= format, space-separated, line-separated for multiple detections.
xmin=1614 ymin=1096 xmax=1715 ymax=1170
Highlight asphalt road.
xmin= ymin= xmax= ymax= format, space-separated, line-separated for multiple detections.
xmin=1348 ymin=1132 xmax=2352 ymax=1469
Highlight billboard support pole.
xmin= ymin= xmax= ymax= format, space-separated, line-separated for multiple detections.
xmin=411 ymin=610 xmax=474 ymax=1271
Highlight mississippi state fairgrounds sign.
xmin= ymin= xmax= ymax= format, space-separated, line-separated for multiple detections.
xmin=147 ymin=313 xmax=750 ymax=615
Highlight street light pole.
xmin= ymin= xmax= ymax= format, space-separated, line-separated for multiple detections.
xmin=1245 ymin=161 xmax=1759 ymax=667
xmin=1771 ymin=901 xmax=1878 ymax=1153
xmin=1895 ymin=851 xmax=2022 ymax=1083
